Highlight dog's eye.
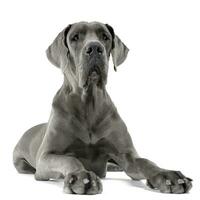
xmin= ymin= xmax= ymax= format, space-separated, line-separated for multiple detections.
xmin=102 ymin=33 xmax=110 ymax=41
xmin=71 ymin=34 xmax=79 ymax=41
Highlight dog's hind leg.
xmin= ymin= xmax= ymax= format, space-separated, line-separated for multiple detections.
xmin=13 ymin=156 xmax=36 ymax=174
xmin=13 ymin=123 xmax=46 ymax=174
xmin=13 ymin=147 xmax=36 ymax=174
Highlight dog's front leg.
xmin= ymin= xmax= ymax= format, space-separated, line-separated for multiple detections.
xmin=35 ymin=153 xmax=102 ymax=194
xmin=35 ymin=153 xmax=84 ymax=180
xmin=112 ymin=152 xmax=192 ymax=193
xmin=34 ymin=112 xmax=102 ymax=195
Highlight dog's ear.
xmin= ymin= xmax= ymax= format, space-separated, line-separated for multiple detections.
xmin=46 ymin=25 xmax=72 ymax=68
xmin=105 ymin=24 xmax=129 ymax=71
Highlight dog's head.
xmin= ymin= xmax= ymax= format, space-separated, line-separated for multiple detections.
xmin=46 ymin=22 xmax=129 ymax=91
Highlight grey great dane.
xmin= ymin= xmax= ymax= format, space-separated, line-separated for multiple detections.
xmin=13 ymin=21 xmax=192 ymax=194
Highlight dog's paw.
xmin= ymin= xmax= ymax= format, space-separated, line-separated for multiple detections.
xmin=146 ymin=170 xmax=192 ymax=194
xmin=63 ymin=170 xmax=102 ymax=195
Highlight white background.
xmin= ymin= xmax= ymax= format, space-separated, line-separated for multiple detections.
xmin=0 ymin=0 xmax=199 ymax=199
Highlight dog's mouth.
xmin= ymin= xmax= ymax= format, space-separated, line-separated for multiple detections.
xmin=88 ymin=65 xmax=100 ymax=80
xmin=83 ymin=65 xmax=102 ymax=89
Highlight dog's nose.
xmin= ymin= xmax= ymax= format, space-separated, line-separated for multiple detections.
xmin=85 ymin=42 xmax=103 ymax=56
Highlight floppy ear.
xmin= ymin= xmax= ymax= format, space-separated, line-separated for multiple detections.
xmin=105 ymin=24 xmax=129 ymax=71
xmin=46 ymin=25 xmax=71 ymax=68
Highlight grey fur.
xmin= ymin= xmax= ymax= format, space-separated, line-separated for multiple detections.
xmin=13 ymin=21 xmax=192 ymax=195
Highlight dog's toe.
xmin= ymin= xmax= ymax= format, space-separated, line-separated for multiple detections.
xmin=146 ymin=170 xmax=192 ymax=194
xmin=64 ymin=170 xmax=102 ymax=195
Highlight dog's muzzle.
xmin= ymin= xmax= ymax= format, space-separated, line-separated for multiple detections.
xmin=82 ymin=41 xmax=107 ymax=89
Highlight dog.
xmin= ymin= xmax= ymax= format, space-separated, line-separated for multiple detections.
xmin=13 ymin=21 xmax=192 ymax=194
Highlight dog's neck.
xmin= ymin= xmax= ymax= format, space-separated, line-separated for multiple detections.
xmin=63 ymin=74 xmax=106 ymax=109
xmin=55 ymin=80 xmax=112 ymax=128
xmin=81 ymin=83 xmax=106 ymax=111
xmin=63 ymin=76 xmax=107 ymax=111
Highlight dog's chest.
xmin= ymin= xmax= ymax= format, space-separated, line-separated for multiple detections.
xmin=78 ymin=110 xmax=114 ymax=144
xmin=72 ymin=118 xmax=111 ymax=145
xmin=64 ymin=139 xmax=114 ymax=177
xmin=68 ymin=97 xmax=114 ymax=144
